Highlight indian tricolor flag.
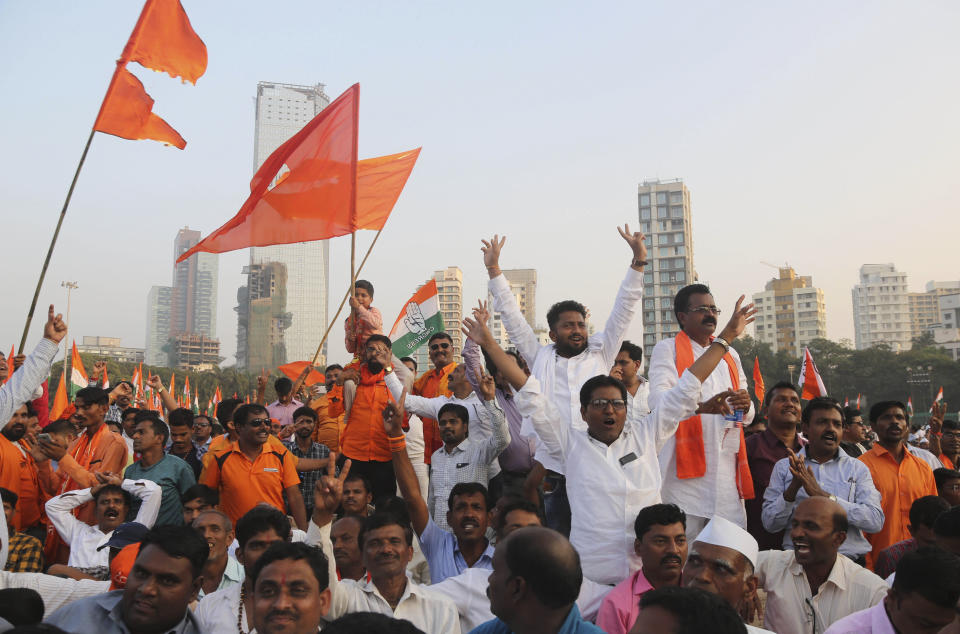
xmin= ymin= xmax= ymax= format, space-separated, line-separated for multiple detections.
xmin=389 ymin=279 xmax=445 ymax=357
xmin=931 ymin=387 xmax=944 ymax=413
xmin=70 ymin=341 xmax=89 ymax=396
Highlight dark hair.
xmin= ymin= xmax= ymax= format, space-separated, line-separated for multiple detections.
xmin=43 ymin=420 xmax=75 ymax=436
xmin=495 ymin=498 xmax=544 ymax=535
xmin=483 ymin=348 xmax=527 ymax=378
xmin=944 ymin=419 xmax=960 ymax=433
xmin=504 ymin=528 xmax=582 ymax=609
xmin=354 ymin=279 xmax=374 ymax=298
xmin=673 ymin=284 xmax=712 ymax=326
xmin=893 ymin=547 xmax=960 ymax=608
xmin=374 ymin=496 xmax=412 ymax=526
xmin=24 ymin=402 xmax=37 ymax=418
xmin=437 ymin=403 xmax=470 ymax=426
xmin=74 ymin=387 xmax=109 ymax=407
xmin=399 ymin=357 xmax=417 ymax=372
xmin=579 ymin=375 xmax=627 ymax=408
xmin=0 ymin=588 xmax=45 ymax=626
xmin=324 ymin=364 xmax=343 ymax=374
xmin=910 ymin=495 xmax=950 ymax=529
xmin=639 ymin=586 xmax=748 ymax=634
xmin=121 ymin=407 xmax=140 ymax=421
xmin=0 ymin=486 xmax=18 ymax=507
xmin=132 ymin=411 xmax=169 ymax=446
xmin=447 ymin=482 xmax=490 ymax=512
xmin=869 ymin=400 xmax=909 ymax=424
xmin=233 ymin=403 xmax=268 ymax=427
xmin=250 ymin=541 xmax=330 ymax=591
xmin=274 ymin=377 xmax=293 ymax=397
xmin=344 ymin=473 xmax=372 ymax=496
xmin=168 ymin=408 xmax=194 ymax=428
xmin=359 ymin=512 xmax=414 ymax=547
xmin=634 ymin=503 xmax=687 ymax=540
xmin=546 ymin=300 xmax=587 ymax=331
xmin=427 ymin=332 xmax=451 ymax=346
xmin=324 ymin=612 xmax=425 ymax=634
xmin=180 ymin=484 xmax=219 ymax=506
xmin=216 ymin=398 xmax=242 ymax=427
xmin=801 ymin=397 xmax=844 ymax=425
xmin=138 ymin=525 xmax=209 ymax=577
xmin=764 ymin=381 xmax=801 ymax=409
xmin=934 ymin=506 xmax=960 ymax=539
xmin=831 ymin=507 xmax=849 ymax=533
xmin=619 ymin=340 xmax=643 ymax=363
xmin=842 ymin=407 xmax=862 ymax=424
xmin=292 ymin=406 xmax=318 ymax=423
xmin=93 ymin=484 xmax=132 ymax=508
xmin=106 ymin=421 xmax=123 ymax=434
xmin=935 ymin=468 xmax=960 ymax=492
xmin=236 ymin=506 xmax=291 ymax=549
xmin=365 ymin=334 xmax=393 ymax=350
xmin=193 ymin=414 xmax=212 ymax=426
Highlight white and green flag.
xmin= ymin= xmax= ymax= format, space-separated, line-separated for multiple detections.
xmin=389 ymin=279 xmax=445 ymax=357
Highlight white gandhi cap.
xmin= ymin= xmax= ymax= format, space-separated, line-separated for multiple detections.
xmin=692 ymin=516 xmax=759 ymax=569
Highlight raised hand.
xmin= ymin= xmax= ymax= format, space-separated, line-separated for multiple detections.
xmin=472 ymin=299 xmax=490 ymax=325
xmin=930 ymin=402 xmax=947 ymax=435
xmin=717 ymin=295 xmax=757 ymax=342
xmin=609 ymin=365 xmax=624 ymax=382
xmin=257 ymin=369 xmax=268 ymax=391
xmin=146 ymin=374 xmax=164 ymax=393
xmin=44 ymin=305 xmax=67 ymax=344
xmin=696 ymin=389 xmax=736 ymax=416
xmin=479 ymin=373 xmax=496 ymax=401
xmin=92 ymin=361 xmax=107 ymax=378
xmin=461 ymin=315 xmax=495 ymax=348
xmin=13 ymin=354 xmax=26 ymax=371
xmin=348 ymin=295 xmax=360 ymax=311
xmin=617 ymin=224 xmax=647 ymax=263
xmin=110 ymin=382 xmax=133 ymax=403
xmin=382 ymin=388 xmax=407 ymax=438
xmin=481 ymin=235 xmax=506 ymax=277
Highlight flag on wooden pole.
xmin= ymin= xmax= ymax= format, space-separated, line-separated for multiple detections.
xmin=799 ymin=347 xmax=827 ymax=399
xmin=389 ymin=280 xmax=444 ymax=358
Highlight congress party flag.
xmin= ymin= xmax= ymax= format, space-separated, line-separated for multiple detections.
xmin=907 ymin=397 xmax=914 ymax=416
xmin=389 ymin=280 xmax=445 ymax=358
xmin=70 ymin=341 xmax=89 ymax=395
xmin=799 ymin=347 xmax=827 ymax=400
xmin=931 ymin=386 xmax=944 ymax=412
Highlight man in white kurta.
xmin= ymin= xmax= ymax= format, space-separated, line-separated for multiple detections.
xmin=649 ymin=284 xmax=754 ymax=539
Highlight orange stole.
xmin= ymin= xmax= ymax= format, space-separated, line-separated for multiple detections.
xmin=673 ymin=331 xmax=754 ymax=500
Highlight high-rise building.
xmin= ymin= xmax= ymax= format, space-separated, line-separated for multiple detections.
xmin=245 ymin=81 xmax=332 ymax=366
xmin=171 ymin=227 xmax=218 ymax=339
xmin=931 ymin=293 xmax=960 ymax=360
xmin=171 ymin=334 xmax=221 ymax=372
xmin=413 ymin=267 xmax=463 ymax=371
xmin=909 ymin=281 xmax=960 ymax=342
xmin=145 ymin=285 xmax=172 ymax=366
xmin=637 ymin=179 xmax=697 ymax=355
xmin=851 ymin=263 xmax=911 ymax=351
xmin=78 ymin=337 xmax=144 ymax=364
xmin=752 ymin=266 xmax=827 ymax=356
xmin=236 ymin=262 xmax=291 ymax=371
xmin=488 ymin=268 xmax=537 ymax=349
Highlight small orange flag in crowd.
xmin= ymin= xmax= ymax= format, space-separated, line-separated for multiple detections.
xmin=752 ymin=357 xmax=765 ymax=405
xmin=3 ymin=345 xmax=13 ymax=384
xmin=50 ymin=372 xmax=70 ymax=421
xmin=93 ymin=0 xmax=206 ymax=148
xmin=278 ymin=362 xmax=326 ymax=387
xmin=799 ymin=347 xmax=828 ymax=400
xmin=177 ymin=84 xmax=421 ymax=262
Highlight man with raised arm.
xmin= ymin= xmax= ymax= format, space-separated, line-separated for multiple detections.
xmin=648 ymin=283 xmax=756 ymax=540
xmin=462 ymin=296 xmax=756 ymax=584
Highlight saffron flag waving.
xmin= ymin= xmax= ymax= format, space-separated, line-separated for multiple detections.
xmin=70 ymin=341 xmax=89 ymax=395
xmin=102 ymin=365 xmax=110 ymax=390
xmin=752 ymin=357 xmax=765 ymax=405
xmin=389 ymin=280 xmax=445 ymax=358
xmin=3 ymin=346 xmax=12 ymax=384
xmin=856 ymin=393 xmax=862 ymax=408
xmin=278 ymin=362 xmax=325 ymax=387
xmin=177 ymin=83 xmax=422 ymax=263
xmin=50 ymin=373 xmax=70 ymax=421
xmin=799 ymin=347 xmax=827 ymax=399
xmin=93 ymin=0 xmax=206 ymax=148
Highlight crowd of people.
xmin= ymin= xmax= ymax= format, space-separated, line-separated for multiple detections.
xmin=1 ymin=227 xmax=959 ymax=634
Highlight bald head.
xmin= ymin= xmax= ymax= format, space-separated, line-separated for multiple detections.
xmin=796 ymin=496 xmax=848 ymax=534
xmin=504 ymin=527 xmax=581 ymax=608
xmin=790 ymin=496 xmax=847 ymax=568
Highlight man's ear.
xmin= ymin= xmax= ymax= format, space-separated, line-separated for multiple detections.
xmin=634 ymin=538 xmax=643 ymax=557
xmin=318 ymin=587 xmax=332 ymax=617
xmin=744 ymin=574 xmax=758 ymax=603
xmin=549 ymin=330 xmax=558 ymax=343
xmin=190 ymin=575 xmax=204 ymax=602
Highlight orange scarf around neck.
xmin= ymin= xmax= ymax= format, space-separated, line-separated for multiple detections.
xmin=673 ymin=331 xmax=754 ymax=500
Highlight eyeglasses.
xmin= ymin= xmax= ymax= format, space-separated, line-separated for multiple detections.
xmin=944 ymin=484 xmax=960 ymax=492
xmin=687 ymin=305 xmax=721 ymax=315
xmin=430 ymin=342 xmax=450 ymax=351
xmin=243 ymin=418 xmax=271 ymax=428
xmin=588 ymin=398 xmax=627 ymax=410
xmin=193 ymin=422 xmax=211 ymax=428
xmin=943 ymin=432 xmax=960 ymax=440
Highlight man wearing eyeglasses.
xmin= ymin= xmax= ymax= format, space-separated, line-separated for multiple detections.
xmin=412 ymin=333 xmax=457 ymax=465
xmin=201 ymin=403 xmax=307 ymax=530
xmin=840 ymin=407 xmax=870 ymax=458
xmin=191 ymin=414 xmax=214 ymax=458
xmin=648 ymin=283 xmax=756 ymax=542
xmin=461 ymin=297 xmax=755 ymax=584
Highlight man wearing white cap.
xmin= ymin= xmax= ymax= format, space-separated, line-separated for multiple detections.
xmin=682 ymin=516 xmax=773 ymax=634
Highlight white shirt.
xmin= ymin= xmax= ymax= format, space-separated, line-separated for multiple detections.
xmin=431 ymin=566 xmax=614 ymax=633
xmin=427 ymin=399 xmax=510 ymax=531
xmin=197 ymin=555 xmax=245 ymax=600
xmin=517 ymin=372 xmax=701 ymax=584
xmin=757 ymin=549 xmax=889 ymax=634
xmin=0 ymin=571 xmax=110 ymax=614
xmin=489 ymin=267 xmax=644 ymax=473
xmin=194 ymin=580 xmax=250 ymax=633
xmin=648 ymin=336 xmax=754 ymax=525
xmin=45 ymin=479 xmax=161 ymax=569
xmin=627 ymin=378 xmax=651 ymax=418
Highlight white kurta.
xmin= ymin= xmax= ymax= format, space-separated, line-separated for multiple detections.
xmin=648 ymin=336 xmax=754 ymax=526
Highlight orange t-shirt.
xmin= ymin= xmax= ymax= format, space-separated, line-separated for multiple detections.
xmin=201 ymin=441 xmax=300 ymax=525
xmin=55 ymin=427 xmax=128 ymax=525
xmin=200 ymin=432 xmax=292 ymax=479
xmin=312 ymin=387 xmax=344 ymax=453
xmin=15 ymin=441 xmax=57 ymax=530
xmin=0 ymin=436 xmax=27 ymax=521
xmin=340 ymin=366 xmax=392 ymax=463
xmin=859 ymin=444 xmax=938 ymax=569
xmin=412 ymin=363 xmax=456 ymax=464
xmin=941 ymin=454 xmax=955 ymax=470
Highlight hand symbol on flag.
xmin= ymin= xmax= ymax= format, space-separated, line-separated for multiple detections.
xmin=404 ymin=302 xmax=427 ymax=335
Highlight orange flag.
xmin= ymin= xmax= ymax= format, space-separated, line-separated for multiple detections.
xmin=50 ymin=372 xmax=70 ymax=421
xmin=799 ymin=347 xmax=827 ymax=399
xmin=3 ymin=345 xmax=13 ymax=384
xmin=177 ymin=84 xmax=422 ymax=262
xmin=121 ymin=0 xmax=208 ymax=85
xmin=94 ymin=66 xmax=186 ymax=148
xmin=278 ymin=362 xmax=325 ymax=387
xmin=752 ymin=357 xmax=765 ymax=405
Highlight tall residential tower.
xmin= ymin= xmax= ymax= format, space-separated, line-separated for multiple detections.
xmin=852 ymin=263 xmax=911 ymax=351
xmin=752 ymin=266 xmax=827 ymax=356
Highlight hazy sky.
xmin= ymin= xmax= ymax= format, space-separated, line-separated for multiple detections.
xmin=1 ymin=1 xmax=958 ymax=370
